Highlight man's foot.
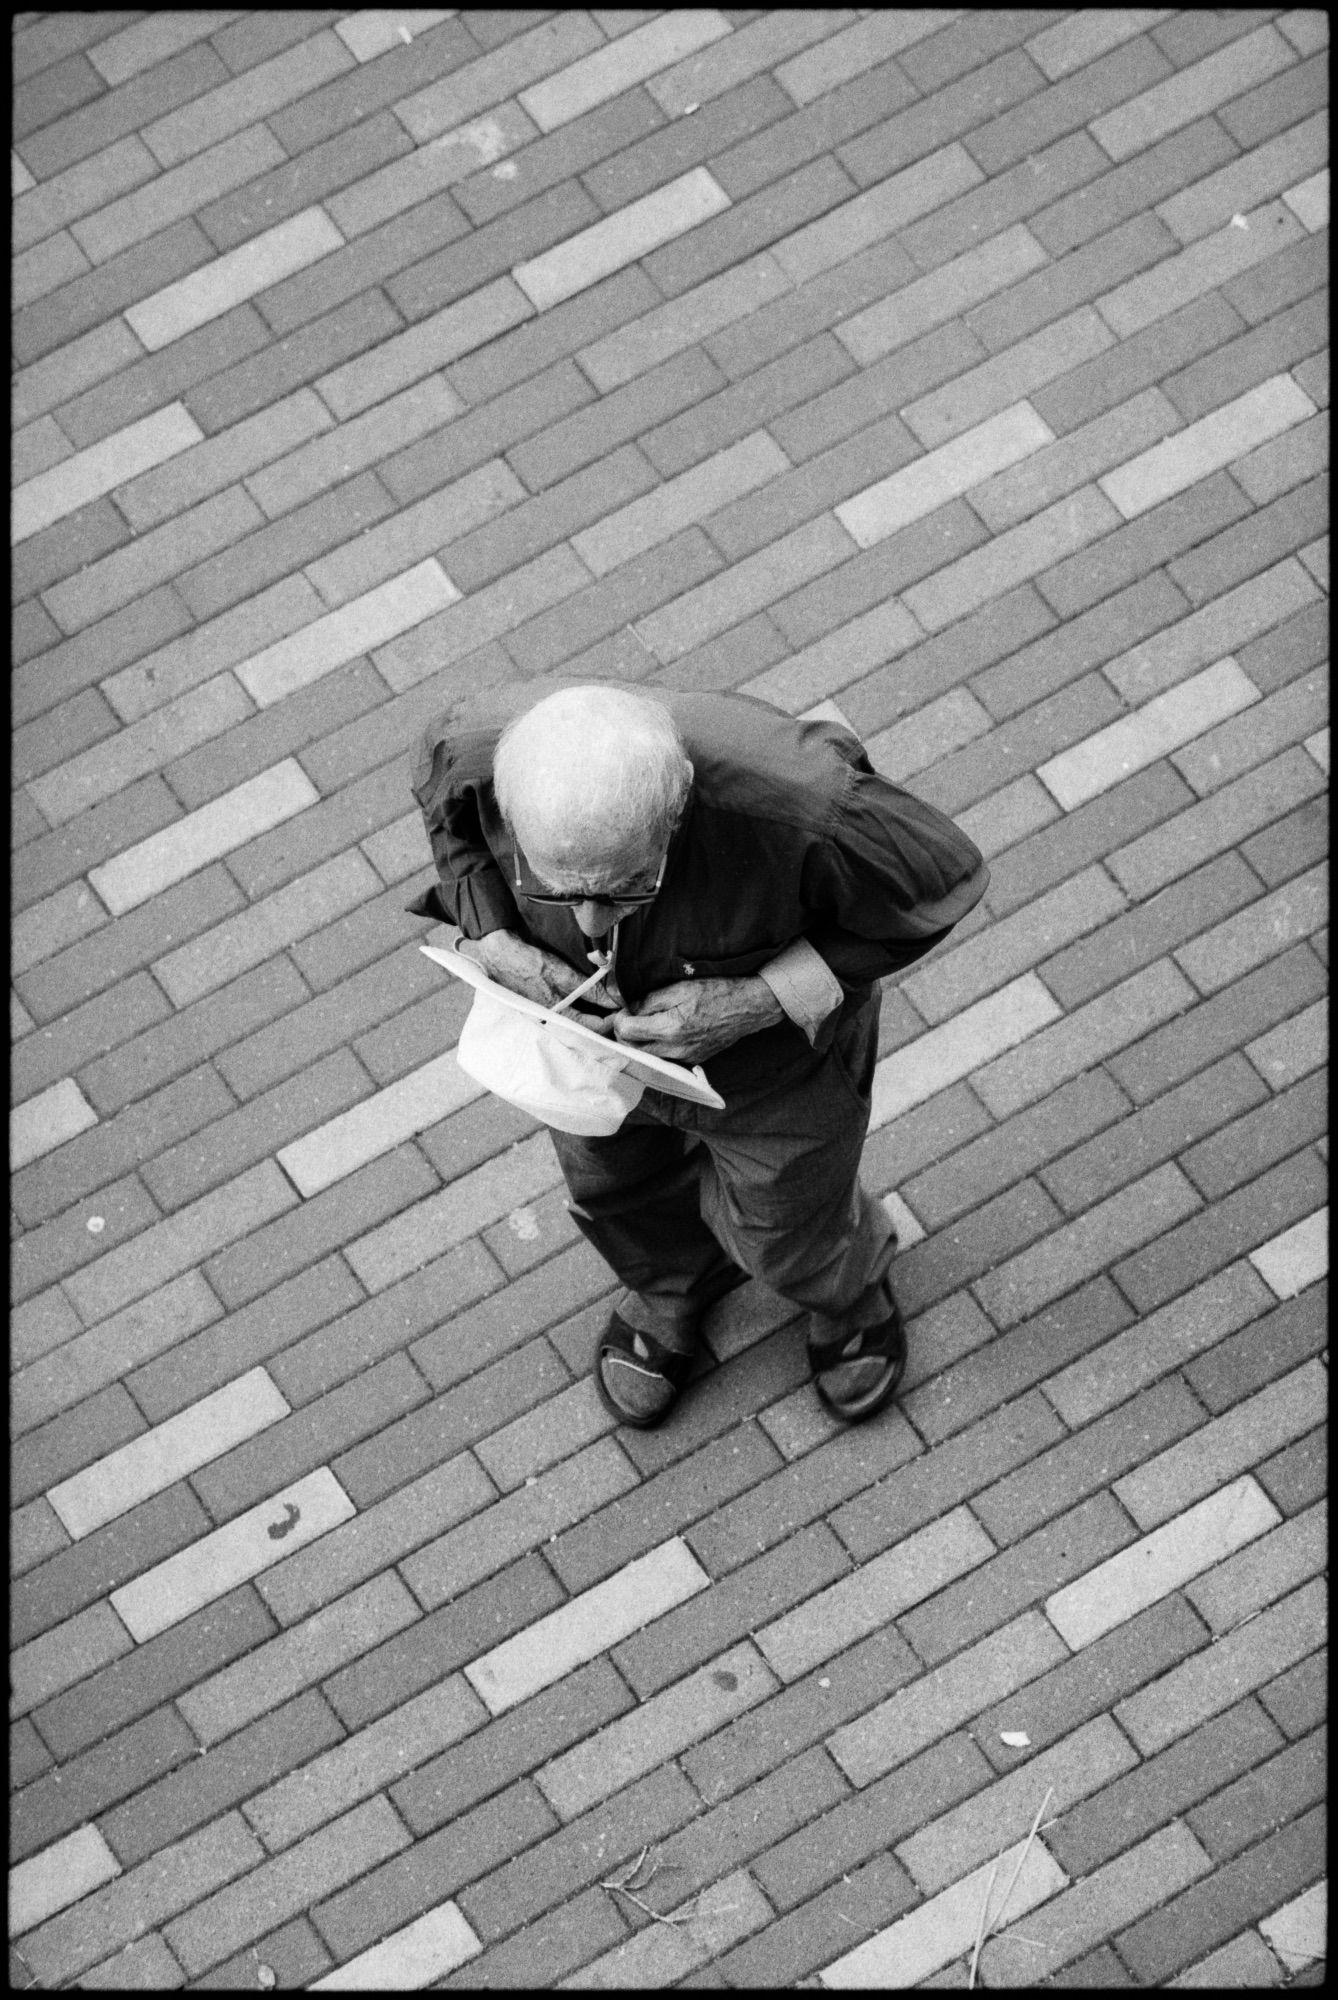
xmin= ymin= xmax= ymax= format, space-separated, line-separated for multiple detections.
xmin=809 ymin=1300 xmax=906 ymax=1423
xmin=595 ymin=1312 xmax=698 ymax=1428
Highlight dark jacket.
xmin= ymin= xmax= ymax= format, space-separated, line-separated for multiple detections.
xmin=408 ymin=683 xmax=988 ymax=1090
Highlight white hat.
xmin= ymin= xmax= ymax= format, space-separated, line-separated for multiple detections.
xmin=456 ymin=989 xmax=646 ymax=1135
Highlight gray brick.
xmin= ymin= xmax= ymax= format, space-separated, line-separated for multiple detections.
xmin=838 ymin=49 xmax=1046 ymax=191
xmin=17 ymin=43 xmax=230 ymax=181
xmin=185 ymin=290 xmax=405 ymax=436
xmin=1108 ymin=941 xmax=1326 ymax=1104
xmin=11 ymin=1707 xmax=199 ymax=1866
xmin=583 ymin=72 xmax=791 ymax=213
xmin=1113 ymin=1148 xmax=1328 ymax=1316
xmin=388 ymin=179 xmax=602 ymax=323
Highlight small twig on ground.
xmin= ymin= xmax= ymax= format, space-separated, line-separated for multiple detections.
xmin=966 ymin=1787 xmax=1055 ymax=1990
xmin=602 ymin=1845 xmax=701 ymax=1928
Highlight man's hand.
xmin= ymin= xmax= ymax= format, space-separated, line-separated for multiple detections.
xmin=458 ymin=929 xmax=596 ymax=1011
xmin=607 ymin=977 xmax=784 ymax=1063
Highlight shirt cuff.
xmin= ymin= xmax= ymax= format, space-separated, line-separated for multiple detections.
xmin=758 ymin=937 xmax=846 ymax=1045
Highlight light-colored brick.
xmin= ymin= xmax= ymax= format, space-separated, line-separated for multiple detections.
xmin=142 ymin=32 xmax=356 ymax=168
xmin=972 ymin=387 xmax=1182 ymax=533
xmin=829 ymin=1612 xmax=1070 ymax=1789
xmin=466 ymin=1537 xmax=710 ymax=1714
xmin=983 ymin=1821 xmax=1213 ymax=1986
xmin=536 ymin=1639 xmax=778 ymax=1820
xmin=1116 ymin=1360 xmax=1327 ymax=1530
xmin=10 ymin=1077 xmax=98 ymax=1170
xmin=29 ymin=673 xmax=254 ymax=827
xmin=1101 ymin=375 xmax=1317 ymax=518
xmin=1174 ymin=861 xmax=1326 ymax=994
xmin=115 ymin=390 xmax=335 ymax=533
xmin=278 ymin=1050 xmax=484 ymax=1196
xmin=519 ymin=11 xmax=732 ymax=131
xmin=12 ymin=145 xmax=36 ymax=196
xmin=334 ymin=10 xmax=456 ymax=63
xmin=836 ymin=224 xmax=1049 ymax=366
xmin=178 ymin=1572 xmax=420 ymax=1746
xmin=330 ymin=103 xmax=537 ymax=237
xmin=516 ymin=167 xmax=731 ymax=311
xmin=111 ymin=1467 xmax=356 ymax=1642
xmin=88 ymin=759 xmax=319 ymax=915
xmin=820 ymin=1832 xmax=1066 ymax=1988
xmin=957 ymin=772 xmax=1063 ymax=859
xmin=1185 ymin=1499 xmax=1327 ymax=1636
xmin=375 ymin=545 xmax=591 ymax=689
xmin=1173 ymin=667 xmax=1328 ymax=798
xmin=1250 ymin=1206 xmax=1328 ymax=1299
xmin=1246 ymin=1000 xmax=1327 ymax=1092
xmin=9 ymin=1827 xmax=122 ymax=1941
xmin=1234 ymin=409 xmax=1329 ymax=506
xmin=345 ymin=1130 xmax=561 ymax=1291
xmin=1096 ymin=200 xmax=1307 ymax=339
xmin=12 ymin=1272 xmax=223 ymax=1432
xmin=1104 ymin=558 xmax=1320 ymax=706
xmin=871 ymin=974 xmax=1061 ymax=1128
xmin=772 ymin=142 xmax=984 ymax=287
xmin=87 ymin=10 xmax=241 ymax=85
xmin=905 ymin=308 xmax=1117 ymax=450
xmin=647 ymin=7 xmax=853 ymax=117
xmin=758 ymin=1508 xmax=992 ymax=1684
xmin=905 ymin=485 xmax=1121 ymax=634
xmin=837 ymin=401 xmax=1052 ymax=547
xmin=578 ymin=252 xmax=791 ymax=393
xmin=1043 ymin=1262 xmax=1274 ymax=1428
xmin=244 ymin=1675 xmax=487 ymax=1850
xmin=12 ymin=135 xmax=159 ymax=254
xmin=311 ymin=1902 xmax=482 ymax=1988
xmin=48 ymin=1367 xmax=290 ymax=1539
xmin=305 ymin=463 xmax=521 ymax=608
xmin=395 ymin=15 xmax=606 ymax=143
xmin=1044 ymin=1475 xmax=1282 ymax=1650
xmin=1039 ymin=659 xmax=1260 ymax=810
xmin=777 ymin=7 xmax=962 ymax=104
xmin=62 ymin=1164 xmax=296 ymax=1326
xmin=637 ymin=515 xmax=856 ymax=663
xmin=898 ymin=1716 xmax=1138 ymax=1894
xmin=972 ymin=957 xmax=1197 ymax=1120
xmin=153 ymin=850 xmax=381 ymax=1008
xmin=742 ymin=599 xmax=923 ymax=713
xmin=1115 ymin=1577 xmax=1326 ymax=1755
xmin=125 ymin=207 xmax=345 ymax=350
xmin=1259 ymin=1879 xmax=1327 ymax=1974
xmin=71 ymin=126 xmax=289 ymax=266
xmin=1283 ymin=166 xmax=1329 ymax=233
xmin=904 ymin=866 xmax=1127 ymax=1026
xmin=238 ymin=559 xmax=459 ymax=705
xmin=12 ymin=414 xmax=75 ymax=486
xmin=1091 ymin=25 xmax=1299 ymax=161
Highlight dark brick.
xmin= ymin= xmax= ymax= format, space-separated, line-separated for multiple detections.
xmin=10 ymin=1706 xmax=198 ymax=1864
xmin=834 ymin=1391 xmax=1066 ymax=1562
xmin=10 ymin=1384 xmax=147 ymax=1509
xmin=840 ymin=581 xmax=1055 ymax=736
xmin=901 ymin=9 xmax=1065 ymax=93
xmin=718 ymin=1851 xmax=918 ymax=1987
xmin=1115 ymin=1802 xmax=1325 ymax=1982
xmin=200 ymin=111 xmax=413 ymax=251
xmin=838 ymin=49 xmax=1046 ymax=190
xmin=31 ymin=1585 xmax=276 ymax=1760
xmin=1108 ymin=942 xmax=1326 ymax=1104
xmin=546 ymin=1419 xmax=785 ymax=1596
xmin=177 ymin=469 xmax=397 ymax=621
xmin=681 ymin=1623 xmax=921 ymax=1807
xmin=1186 ymin=1725 xmax=1326 ymax=1861
xmin=12 ymin=497 xmax=131 ymax=605
xmin=641 ymin=1746 xmax=850 ymax=1910
xmin=1258 ymin=1647 xmax=1327 ymax=1740
xmin=14 ymin=218 xmax=216 ymax=366
xmin=1255 ymin=1423 xmax=1326 ymax=1517
xmin=1039 ymin=1053 xmax=1269 ymax=1215
xmin=458 ymin=88 xmax=663 ymax=227
xmin=1112 ymin=1147 xmax=1327 ymax=1315
xmin=312 ymin=1780 xmax=557 ymax=1959
xmin=775 ymin=500 xmax=990 ymax=653
xmin=909 ymin=1070 xmax=1134 ymax=1231
xmin=410 ymin=1239 xmax=614 ymax=1392
xmin=1035 ymin=290 xmax=1245 ymax=435
xmin=1040 ymin=852 xmax=1266 ymax=1011
xmin=12 ymin=588 xmax=193 ymax=729
xmin=972 ymin=571 xmax=1188 ymax=723
xmin=388 ymin=180 xmax=601 ymax=323
xmin=443 ymin=1884 xmax=627 ymax=1988
xmin=1030 ymin=115 xmax=1240 ymax=258
xmin=1238 ymin=597 xmax=1331 ymax=696
xmin=1224 ymin=227 xmax=1329 ymax=327
xmin=902 ymin=1493 xmax=1136 ymax=1666
xmin=17 ymin=43 xmax=229 ymax=181
xmin=185 ymin=290 xmax=405 ymax=435
xmin=1218 ymin=48 xmax=1328 ymax=148
xmin=1151 ymin=8 xmax=1278 ymax=66
xmin=11 ymin=50 xmax=106 ymax=140
xmin=613 ymin=1521 xmax=851 ymax=1698
xmin=964 ymin=32 xmax=1173 ymax=176
xmin=191 ymin=1915 xmax=333 ymax=1991
xmin=920 ymin=671 xmax=1127 ymax=819
xmin=10 ymin=1716 xmax=53 ymax=1791
xmin=971 ymin=1376 xmax=1207 ymax=1547
xmin=583 ymin=73 xmax=790 ymax=213
xmin=446 ymin=269 xmax=652 ymax=411
xmin=512 ymin=345 xmax=726 ymax=490
xmin=211 ymin=9 xmax=348 ymax=74
xmin=770 ymin=317 xmax=987 ymax=463
xmin=392 ymin=1658 xmax=634 ymax=1835
xmin=1168 ymin=475 xmax=1328 ymax=607
xmin=1161 ymin=288 xmax=1330 ymax=423
xmin=860 ymin=1080 xmax=997 ymax=1195
xmin=1184 ymin=1283 xmax=1328 ymax=1415
xmin=1045 ymin=1696 xmax=1285 ymax=1877
xmin=10 ymin=1484 xmax=212 ymax=1649
xmin=1180 ymin=1078 xmax=1328 ymax=1202
xmin=972 ymin=1594 xmax=1213 ymax=1769
xmin=456 ymin=1764 xmax=700 ymax=1940
xmin=893 ymin=1176 xmax=1067 ymax=1327
xmin=266 ymin=17 xmax=480 ymax=153
xmin=96 ymin=1689 xmax=345 ymax=1868
xmin=648 ymin=154 xmax=858 ymax=298
xmin=1040 ymin=472 xmax=1254 ymax=620
xmin=716 ymin=54 xmax=923 ymax=199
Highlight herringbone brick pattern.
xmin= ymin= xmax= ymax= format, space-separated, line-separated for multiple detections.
xmin=10 ymin=9 xmax=1328 ymax=1988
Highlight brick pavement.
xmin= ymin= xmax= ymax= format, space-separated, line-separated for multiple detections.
xmin=9 ymin=9 xmax=1328 ymax=1988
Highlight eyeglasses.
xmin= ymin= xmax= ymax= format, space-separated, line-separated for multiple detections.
xmin=513 ymin=845 xmax=668 ymax=909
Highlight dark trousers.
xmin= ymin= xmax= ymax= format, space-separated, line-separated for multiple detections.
xmin=551 ymin=991 xmax=897 ymax=1351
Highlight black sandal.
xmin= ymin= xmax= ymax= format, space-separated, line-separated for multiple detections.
xmin=596 ymin=1312 xmax=698 ymax=1429
xmin=809 ymin=1300 xmax=906 ymax=1423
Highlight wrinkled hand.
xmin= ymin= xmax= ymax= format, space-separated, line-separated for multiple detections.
xmin=458 ymin=929 xmax=599 ymax=1014
xmin=607 ymin=977 xmax=784 ymax=1063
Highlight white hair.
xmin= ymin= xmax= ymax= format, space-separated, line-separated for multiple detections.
xmin=494 ymin=685 xmax=693 ymax=890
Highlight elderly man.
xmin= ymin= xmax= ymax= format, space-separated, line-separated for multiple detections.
xmin=409 ymin=680 xmax=987 ymax=1430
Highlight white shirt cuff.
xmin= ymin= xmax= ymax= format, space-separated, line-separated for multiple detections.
xmin=758 ymin=937 xmax=845 ymax=1045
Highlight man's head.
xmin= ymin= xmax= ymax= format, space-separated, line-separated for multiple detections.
xmin=494 ymin=685 xmax=694 ymax=936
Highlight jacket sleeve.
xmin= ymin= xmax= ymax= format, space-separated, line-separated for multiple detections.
xmin=800 ymin=754 xmax=990 ymax=985
xmin=406 ymin=716 xmax=518 ymax=938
